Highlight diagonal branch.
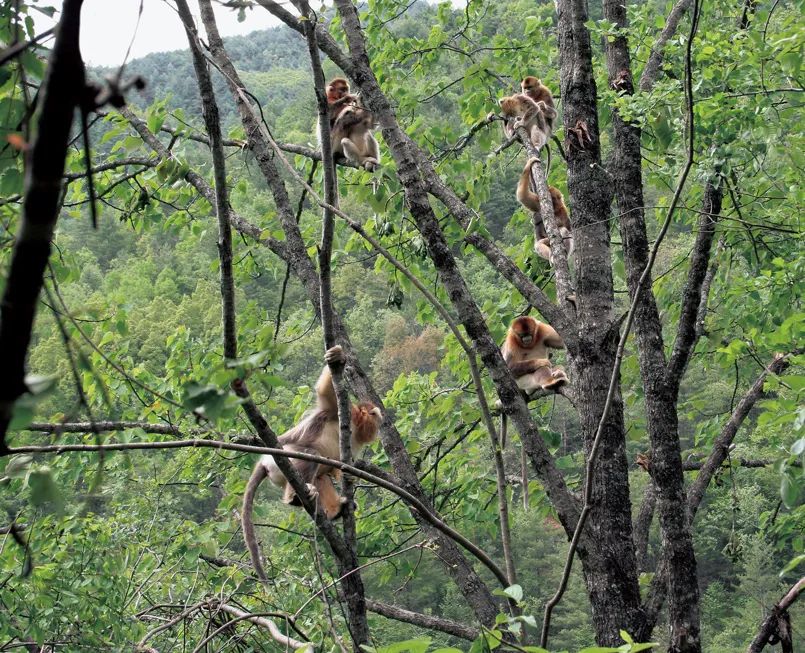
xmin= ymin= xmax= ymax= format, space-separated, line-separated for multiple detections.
xmin=7 ymin=437 xmax=508 ymax=586
xmin=252 ymin=0 xmax=354 ymax=74
xmin=118 ymin=105 xmax=287 ymax=259
xmin=365 ymin=599 xmax=478 ymax=641
xmin=747 ymin=576 xmax=804 ymax=653
xmin=641 ymin=350 xmax=798 ymax=631
xmin=686 ymin=352 xmax=796 ymax=518
xmin=639 ymin=0 xmax=693 ymax=92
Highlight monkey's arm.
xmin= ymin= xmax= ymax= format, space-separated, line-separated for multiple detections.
xmin=540 ymin=323 xmax=565 ymax=349
xmin=315 ymin=364 xmax=337 ymax=414
xmin=516 ymin=159 xmax=541 ymax=212
xmin=509 ymin=359 xmax=551 ymax=377
xmin=315 ymin=346 xmax=346 ymax=414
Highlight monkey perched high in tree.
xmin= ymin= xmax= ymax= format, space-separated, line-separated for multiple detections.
xmin=321 ymin=76 xmax=381 ymax=172
xmin=242 ymin=346 xmax=382 ymax=581
xmin=501 ymin=316 xmax=568 ymax=395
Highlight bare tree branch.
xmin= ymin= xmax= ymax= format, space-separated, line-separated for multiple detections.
xmin=746 ymin=576 xmax=804 ymax=653
xmin=641 ymin=350 xmax=798 ymax=631
xmin=365 ymin=599 xmax=479 ymax=641
xmin=7 ymin=437 xmax=509 ymax=586
xmin=686 ymin=352 xmax=796 ymax=518
xmin=666 ymin=179 xmax=723 ymax=388
xmin=639 ymin=0 xmax=693 ymax=92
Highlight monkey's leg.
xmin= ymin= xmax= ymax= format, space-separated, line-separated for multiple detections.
xmin=283 ymin=458 xmax=319 ymax=507
xmin=340 ymin=137 xmax=369 ymax=170
xmin=515 ymin=371 xmax=546 ymax=396
xmin=314 ymin=473 xmax=348 ymax=519
xmin=535 ymin=237 xmax=552 ymax=262
xmin=539 ymin=366 xmax=568 ymax=390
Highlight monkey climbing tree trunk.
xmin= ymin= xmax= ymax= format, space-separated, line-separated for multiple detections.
xmin=0 ymin=0 xmax=86 ymax=452
xmin=294 ymin=0 xmax=370 ymax=646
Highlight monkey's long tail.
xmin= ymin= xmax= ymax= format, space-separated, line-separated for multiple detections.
xmin=242 ymin=462 xmax=270 ymax=583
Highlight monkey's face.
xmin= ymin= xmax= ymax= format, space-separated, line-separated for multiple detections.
xmin=512 ymin=317 xmax=537 ymax=347
xmin=521 ymin=76 xmax=541 ymax=93
xmin=327 ymin=80 xmax=349 ymax=102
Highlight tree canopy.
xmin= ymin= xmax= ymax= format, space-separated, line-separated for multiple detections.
xmin=0 ymin=0 xmax=802 ymax=651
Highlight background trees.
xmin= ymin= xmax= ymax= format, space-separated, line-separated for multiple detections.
xmin=0 ymin=0 xmax=802 ymax=651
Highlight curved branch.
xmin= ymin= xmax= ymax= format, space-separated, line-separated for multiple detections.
xmin=7 ymin=438 xmax=509 ymax=587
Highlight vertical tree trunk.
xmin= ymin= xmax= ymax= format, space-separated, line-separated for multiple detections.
xmin=555 ymin=0 xmax=646 ymax=642
xmin=0 ymin=0 xmax=86 ymax=450
xmin=602 ymin=0 xmax=702 ymax=649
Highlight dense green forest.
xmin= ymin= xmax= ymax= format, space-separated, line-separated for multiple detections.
xmin=0 ymin=0 xmax=802 ymax=651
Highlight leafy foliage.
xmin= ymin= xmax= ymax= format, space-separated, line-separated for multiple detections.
xmin=0 ymin=0 xmax=802 ymax=650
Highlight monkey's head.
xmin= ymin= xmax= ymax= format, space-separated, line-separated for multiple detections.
xmin=498 ymin=96 xmax=519 ymax=117
xmin=327 ymin=77 xmax=350 ymax=101
xmin=521 ymin=76 xmax=542 ymax=93
xmin=351 ymin=402 xmax=382 ymax=445
xmin=510 ymin=316 xmax=539 ymax=348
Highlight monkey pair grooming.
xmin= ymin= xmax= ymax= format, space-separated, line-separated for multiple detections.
xmin=502 ymin=316 xmax=568 ymax=395
xmin=323 ymin=77 xmax=380 ymax=172
xmin=516 ymin=158 xmax=574 ymax=263
xmin=242 ymin=346 xmax=382 ymax=581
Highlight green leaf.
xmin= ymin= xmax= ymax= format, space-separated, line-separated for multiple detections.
xmin=29 ymin=467 xmax=64 ymax=514
xmin=147 ymin=112 xmax=165 ymax=135
xmin=780 ymin=470 xmax=800 ymax=508
xmin=0 ymin=166 xmax=23 ymax=195
xmin=4 ymin=455 xmax=33 ymax=479
xmin=779 ymin=553 xmax=805 ymax=575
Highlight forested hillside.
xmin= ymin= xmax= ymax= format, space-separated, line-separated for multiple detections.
xmin=0 ymin=0 xmax=802 ymax=651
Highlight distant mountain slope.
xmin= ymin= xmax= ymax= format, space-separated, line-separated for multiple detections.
xmin=95 ymin=25 xmax=314 ymax=126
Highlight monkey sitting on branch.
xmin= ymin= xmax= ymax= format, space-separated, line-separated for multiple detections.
xmin=242 ymin=346 xmax=382 ymax=580
xmin=501 ymin=316 xmax=568 ymax=396
xmin=321 ymin=76 xmax=380 ymax=172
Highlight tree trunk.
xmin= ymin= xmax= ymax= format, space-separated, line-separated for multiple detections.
xmin=602 ymin=0 xmax=702 ymax=649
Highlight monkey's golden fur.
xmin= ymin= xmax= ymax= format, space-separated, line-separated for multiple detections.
xmin=501 ymin=316 xmax=568 ymax=394
xmin=516 ymin=158 xmax=574 ymax=263
xmin=242 ymin=346 xmax=382 ymax=581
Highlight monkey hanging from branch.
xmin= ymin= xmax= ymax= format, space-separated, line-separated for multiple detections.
xmin=516 ymin=158 xmax=574 ymax=264
xmin=242 ymin=346 xmax=382 ymax=581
